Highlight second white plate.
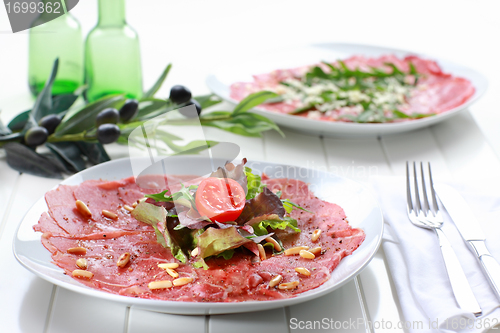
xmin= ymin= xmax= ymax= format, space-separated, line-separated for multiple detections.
xmin=206 ymin=43 xmax=488 ymax=137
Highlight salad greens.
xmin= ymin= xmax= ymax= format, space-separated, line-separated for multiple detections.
xmin=133 ymin=162 xmax=311 ymax=269
xmin=270 ymin=60 xmax=436 ymax=123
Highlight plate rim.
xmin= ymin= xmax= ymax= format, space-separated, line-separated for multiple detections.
xmin=13 ymin=156 xmax=384 ymax=315
xmin=206 ymin=42 xmax=488 ymax=136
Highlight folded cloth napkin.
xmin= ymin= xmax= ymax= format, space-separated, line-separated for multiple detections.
xmin=371 ymin=176 xmax=500 ymax=333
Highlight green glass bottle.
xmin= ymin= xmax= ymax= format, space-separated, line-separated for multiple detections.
xmin=28 ymin=8 xmax=84 ymax=96
xmin=84 ymin=0 xmax=143 ymax=102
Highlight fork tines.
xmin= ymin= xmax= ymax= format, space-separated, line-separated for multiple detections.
xmin=406 ymin=161 xmax=441 ymax=225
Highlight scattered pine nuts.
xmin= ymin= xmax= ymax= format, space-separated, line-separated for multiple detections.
xmin=123 ymin=205 xmax=134 ymax=212
xmin=269 ymin=275 xmax=283 ymax=288
xmin=309 ymin=247 xmax=322 ymax=256
xmin=295 ymin=267 xmax=311 ymax=276
xmin=278 ymin=281 xmax=299 ymax=290
xmin=148 ymin=280 xmax=172 ymax=290
xmin=117 ymin=252 xmax=131 ymax=268
xmin=257 ymin=244 xmax=266 ymax=261
xmin=165 ymin=268 xmax=179 ymax=278
xmin=67 ymin=247 xmax=87 ymax=255
xmin=173 ymin=277 xmax=193 ymax=287
xmin=265 ymin=237 xmax=282 ymax=252
xmin=75 ymin=200 xmax=92 ymax=218
xmin=72 ymin=269 xmax=93 ymax=279
xmin=102 ymin=210 xmax=118 ymax=219
xmin=299 ymin=249 xmax=315 ymax=260
xmin=76 ymin=258 xmax=88 ymax=270
xmin=311 ymin=229 xmax=322 ymax=242
xmin=191 ymin=247 xmax=199 ymax=257
xmin=284 ymin=246 xmax=309 ymax=256
xmin=158 ymin=263 xmax=179 ymax=269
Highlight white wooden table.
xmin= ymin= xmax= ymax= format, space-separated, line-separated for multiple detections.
xmin=1 ymin=1 xmax=500 ymax=332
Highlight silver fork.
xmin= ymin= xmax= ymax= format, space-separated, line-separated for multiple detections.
xmin=406 ymin=162 xmax=482 ymax=316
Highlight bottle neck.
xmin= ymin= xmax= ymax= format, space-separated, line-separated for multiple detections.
xmin=97 ymin=0 xmax=126 ymax=27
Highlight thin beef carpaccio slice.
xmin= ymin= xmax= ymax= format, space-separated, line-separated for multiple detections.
xmin=35 ymin=176 xmax=365 ymax=302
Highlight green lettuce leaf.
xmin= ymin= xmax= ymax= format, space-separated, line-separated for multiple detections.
xmin=132 ymin=202 xmax=189 ymax=263
xmin=197 ymin=226 xmax=251 ymax=259
xmin=252 ymin=217 xmax=301 ymax=236
xmin=281 ymin=199 xmax=313 ymax=214
xmin=244 ymin=166 xmax=265 ymax=200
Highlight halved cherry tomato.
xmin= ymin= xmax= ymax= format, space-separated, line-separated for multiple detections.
xmin=195 ymin=177 xmax=245 ymax=223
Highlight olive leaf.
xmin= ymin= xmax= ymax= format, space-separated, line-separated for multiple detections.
xmin=4 ymin=142 xmax=64 ymax=178
xmin=136 ymin=98 xmax=171 ymax=120
xmin=143 ymin=63 xmax=172 ymax=98
xmin=55 ymin=95 xmax=125 ymax=135
xmin=7 ymin=110 xmax=30 ymax=132
xmin=75 ymin=141 xmax=110 ymax=165
xmin=46 ymin=142 xmax=86 ymax=172
xmin=0 ymin=115 xmax=11 ymax=135
xmin=194 ymin=94 xmax=222 ymax=109
xmin=201 ymin=111 xmax=283 ymax=137
xmin=232 ymin=91 xmax=279 ymax=115
xmin=27 ymin=58 xmax=59 ymax=129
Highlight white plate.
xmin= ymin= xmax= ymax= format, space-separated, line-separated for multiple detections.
xmin=13 ymin=156 xmax=383 ymax=315
xmin=206 ymin=43 xmax=488 ymax=137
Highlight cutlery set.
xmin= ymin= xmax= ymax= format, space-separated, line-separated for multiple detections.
xmin=406 ymin=162 xmax=500 ymax=316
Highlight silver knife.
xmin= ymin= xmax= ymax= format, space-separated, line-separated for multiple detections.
xmin=435 ymin=183 xmax=500 ymax=300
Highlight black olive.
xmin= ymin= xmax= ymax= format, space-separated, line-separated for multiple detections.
xmin=97 ymin=124 xmax=121 ymax=144
xmin=95 ymin=108 xmax=119 ymax=127
xmin=119 ymin=99 xmax=139 ymax=122
xmin=179 ymin=99 xmax=202 ymax=118
xmin=24 ymin=126 xmax=49 ymax=146
xmin=38 ymin=114 xmax=62 ymax=135
xmin=169 ymin=85 xmax=192 ymax=104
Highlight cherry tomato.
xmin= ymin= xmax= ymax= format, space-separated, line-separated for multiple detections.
xmin=195 ymin=177 xmax=245 ymax=223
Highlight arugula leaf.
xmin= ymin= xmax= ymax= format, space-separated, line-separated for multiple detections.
xmin=143 ymin=63 xmax=172 ymax=98
xmin=244 ymin=167 xmax=265 ymax=200
xmin=281 ymin=199 xmax=313 ymax=214
xmin=145 ymin=190 xmax=171 ymax=202
xmin=232 ymin=91 xmax=279 ymax=115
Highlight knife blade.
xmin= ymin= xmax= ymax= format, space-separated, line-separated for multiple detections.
xmin=434 ymin=183 xmax=500 ymax=301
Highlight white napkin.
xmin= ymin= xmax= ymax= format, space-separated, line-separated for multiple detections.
xmin=371 ymin=176 xmax=500 ymax=333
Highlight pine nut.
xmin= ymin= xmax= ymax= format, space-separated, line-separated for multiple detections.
xmin=299 ymin=250 xmax=315 ymax=259
xmin=72 ymin=269 xmax=93 ymax=279
xmin=173 ymin=277 xmax=193 ymax=287
xmin=269 ymin=275 xmax=283 ymax=288
xmin=148 ymin=280 xmax=172 ymax=290
xmin=265 ymin=237 xmax=282 ymax=252
xmin=102 ymin=210 xmax=118 ymax=219
xmin=165 ymin=268 xmax=179 ymax=278
xmin=123 ymin=205 xmax=134 ymax=212
xmin=284 ymin=246 xmax=309 ymax=256
xmin=132 ymin=202 xmax=138 ymax=208
xmin=191 ymin=247 xmax=199 ymax=257
xmin=139 ymin=197 xmax=147 ymax=203
xmin=257 ymin=243 xmax=266 ymax=261
xmin=295 ymin=267 xmax=311 ymax=276
xmin=75 ymin=200 xmax=92 ymax=218
xmin=76 ymin=258 xmax=88 ymax=270
xmin=117 ymin=252 xmax=131 ymax=268
xmin=278 ymin=281 xmax=299 ymax=290
xmin=158 ymin=263 xmax=179 ymax=269
xmin=309 ymin=247 xmax=322 ymax=256
xmin=311 ymin=229 xmax=322 ymax=242
xmin=67 ymin=247 xmax=87 ymax=255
